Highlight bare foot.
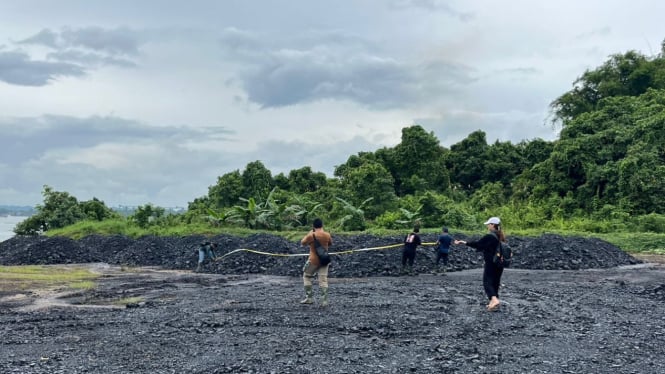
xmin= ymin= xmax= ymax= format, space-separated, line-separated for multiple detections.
xmin=487 ymin=299 xmax=500 ymax=311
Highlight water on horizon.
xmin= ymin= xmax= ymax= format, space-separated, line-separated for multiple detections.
xmin=0 ymin=216 xmax=26 ymax=242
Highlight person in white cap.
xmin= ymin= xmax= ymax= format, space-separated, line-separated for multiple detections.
xmin=454 ymin=216 xmax=505 ymax=311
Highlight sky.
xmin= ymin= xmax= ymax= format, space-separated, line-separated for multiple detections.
xmin=1 ymin=0 xmax=663 ymax=208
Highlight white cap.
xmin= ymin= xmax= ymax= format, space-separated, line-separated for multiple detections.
xmin=483 ymin=217 xmax=501 ymax=225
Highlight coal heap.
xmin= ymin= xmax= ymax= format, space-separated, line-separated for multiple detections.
xmin=0 ymin=232 xmax=641 ymax=276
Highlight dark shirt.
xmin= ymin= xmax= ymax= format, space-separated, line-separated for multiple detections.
xmin=465 ymin=232 xmax=500 ymax=264
xmin=437 ymin=234 xmax=453 ymax=253
xmin=403 ymin=232 xmax=421 ymax=251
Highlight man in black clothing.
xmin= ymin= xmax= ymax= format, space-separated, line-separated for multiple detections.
xmin=401 ymin=226 xmax=421 ymax=275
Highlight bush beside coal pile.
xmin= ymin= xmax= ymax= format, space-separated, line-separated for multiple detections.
xmin=0 ymin=232 xmax=641 ymax=275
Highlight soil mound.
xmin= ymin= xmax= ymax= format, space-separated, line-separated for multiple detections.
xmin=0 ymin=232 xmax=640 ymax=275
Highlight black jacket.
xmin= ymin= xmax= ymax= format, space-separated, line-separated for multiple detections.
xmin=403 ymin=232 xmax=421 ymax=251
xmin=466 ymin=232 xmax=500 ymax=264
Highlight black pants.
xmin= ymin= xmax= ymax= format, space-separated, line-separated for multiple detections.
xmin=482 ymin=263 xmax=504 ymax=299
xmin=435 ymin=252 xmax=449 ymax=266
xmin=402 ymin=248 xmax=416 ymax=267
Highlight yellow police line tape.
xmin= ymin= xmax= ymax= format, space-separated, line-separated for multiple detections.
xmin=214 ymin=242 xmax=439 ymax=262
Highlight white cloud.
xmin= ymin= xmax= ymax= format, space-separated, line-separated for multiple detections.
xmin=218 ymin=27 xmax=475 ymax=109
xmin=0 ymin=0 xmax=663 ymax=207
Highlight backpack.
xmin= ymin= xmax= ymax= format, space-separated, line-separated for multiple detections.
xmin=490 ymin=232 xmax=512 ymax=268
xmin=312 ymin=233 xmax=331 ymax=266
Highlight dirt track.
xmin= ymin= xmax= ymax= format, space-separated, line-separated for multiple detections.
xmin=2 ymin=234 xmax=665 ymax=373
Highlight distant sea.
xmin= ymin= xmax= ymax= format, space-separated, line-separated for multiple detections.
xmin=0 ymin=215 xmax=26 ymax=242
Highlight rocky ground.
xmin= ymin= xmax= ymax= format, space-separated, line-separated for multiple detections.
xmin=1 ymin=233 xmax=665 ymax=373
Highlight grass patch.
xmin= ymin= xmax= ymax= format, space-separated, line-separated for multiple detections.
xmin=69 ymin=280 xmax=96 ymax=289
xmin=42 ymin=219 xmax=665 ymax=254
xmin=113 ymin=296 xmax=143 ymax=306
xmin=0 ymin=265 xmax=98 ymax=292
xmin=593 ymin=232 xmax=665 ymax=254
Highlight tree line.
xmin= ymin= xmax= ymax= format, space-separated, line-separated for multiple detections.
xmin=15 ymin=41 xmax=665 ymax=235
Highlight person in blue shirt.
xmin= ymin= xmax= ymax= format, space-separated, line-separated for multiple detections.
xmin=435 ymin=227 xmax=453 ymax=273
xmin=195 ymin=241 xmax=217 ymax=272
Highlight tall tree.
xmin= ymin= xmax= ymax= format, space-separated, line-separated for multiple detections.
xmin=242 ymin=161 xmax=274 ymax=199
xmin=516 ymin=89 xmax=665 ymax=214
xmin=287 ymin=166 xmax=327 ymax=193
xmin=445 ymin=130 xmax=489 ymax=193
xmin=208 ymin=170 xmax=244 ymax=208
xmin=79 ymin=197 xmax=117 ymax=221
xmin=14 ymin=185 xmax=87 ymax=234
xmin=550 ymin=49 xmax=665 ymax=123
xmin=391 ymin=125 xmax=449 ymax=196
xmin=339 ymin=161 xmax=397 ymax=219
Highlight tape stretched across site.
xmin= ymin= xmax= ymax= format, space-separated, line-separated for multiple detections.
xmin=214 ymin=242 xmax=439 ymax=262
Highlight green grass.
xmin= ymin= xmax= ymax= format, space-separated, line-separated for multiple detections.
xmin=42 ymin=218 xmax=665 ymax=254
xmin=0 ymin=265 xmax=99 ymax=291
xmin=46 ymin=219 xmax=278 ymax=239
xmin=113 ymin=296 xmax=143 ymax=306
xmin=594 ymin=232 xmax=665 ymax=254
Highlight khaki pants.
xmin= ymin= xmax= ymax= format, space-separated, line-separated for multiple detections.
xmin=302 ymin=260 xmax=329 ymax=288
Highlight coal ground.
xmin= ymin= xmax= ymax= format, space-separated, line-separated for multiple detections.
xmin=2 ymin=233 xmax=665 ymax=373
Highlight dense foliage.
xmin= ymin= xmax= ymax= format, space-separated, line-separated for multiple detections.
xmin=13 ymin=40 xmax=665 ymax=238
xmin=14 ymin=186 xmax=119 ymax=235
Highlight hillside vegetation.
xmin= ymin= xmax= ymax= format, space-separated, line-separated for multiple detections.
xmin=13 ymin=41 xmax=665 ymax=253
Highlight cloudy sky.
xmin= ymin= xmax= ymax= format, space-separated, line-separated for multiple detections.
xmin=1 ymin=1 xmax=663 ymax=208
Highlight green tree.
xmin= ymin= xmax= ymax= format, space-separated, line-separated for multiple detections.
xmin=131 ymin=204 xmax=166 ymax=228
xmin=516 ymin=138 xmax=554 ymax=170
xmin=14 ymin=186 xmax=86 ymax=235
xmin=469 ymin=182 xmax=506 ymax=212
xmin=80 ymin=197 xmax=117 ymax=221
xmin=242 ymin=161 xmax=274 ymax=199
xmin=483 ymin=140 xmax=523 ymax=195
xmin=208 ymin=170 xmax=243 ymax=208
xmin=517 ymin=89 xmax=665 ymax=215
xmin=273 ymin=172 xmax=290 ymax=191
xmin=287 ymin=166 xmax=327 ymax=194
xmin=391 ymin=125 xmax=449 ymax=195
xmin=338 ymin=161 xmax=397 ymax=219
xmin=445 ymin=130 xmax=489 ymax=193
xmin=618 ymin=143 xmax=665 ymax=214
xmin=551 ymin=49 xmax=665 ymax=123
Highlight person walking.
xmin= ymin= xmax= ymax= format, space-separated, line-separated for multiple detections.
xmin=195 ymin=241 xmax=217 ymax=272
xmin=300 ymin=218 xmax=333 ymax=306
xmin=434 ymin=227 xmax=453 ymax=273
xmin=454 ymin=217 xmax=505 ymax=311
xmin=401 ymin=226 xmax=421 ymax=275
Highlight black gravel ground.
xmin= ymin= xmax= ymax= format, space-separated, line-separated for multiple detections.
xmin=2 ymin=233 xmax=664 ymax=374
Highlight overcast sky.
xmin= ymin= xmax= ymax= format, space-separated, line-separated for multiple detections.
xmin=1 ymin=1 xmax=663 ymax=208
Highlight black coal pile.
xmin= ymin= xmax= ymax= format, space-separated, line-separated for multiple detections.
xmin=0 ymin=236 xmax=91 ymax=265
xmin=509 ymin=233 xmax=640 ymax=270
xmin=0 ymin=232 xmax=641 ymax=275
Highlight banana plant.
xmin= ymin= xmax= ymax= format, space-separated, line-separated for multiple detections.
xmin=283 ymin=195 xmax=323 ymax=227
xmin=205 ymin=208 xmax=237 ymax=226
xmin=396 ymin=205 xmax=422 ymax=227
xmin=335 ymin=197 xmax=373 ymax=231
xmin=232 ymin=197 xmax=259 ymax=229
